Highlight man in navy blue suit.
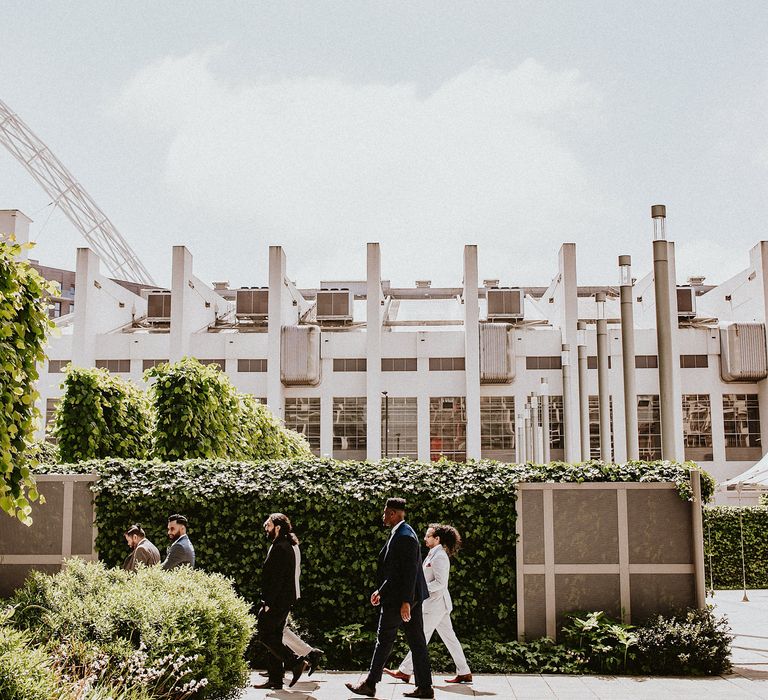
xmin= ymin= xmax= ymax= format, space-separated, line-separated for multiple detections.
xmin=346 ymin=497 xmax=434 ymax=699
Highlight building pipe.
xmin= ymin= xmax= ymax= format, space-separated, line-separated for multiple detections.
xmin=577 ymin=321 xmax=590 ymax=461
xmin=524 ymin=404 xmax=533 ymax=463
xmin=619 ymin=255 xmax=639 ymax=460
xmin=561 ymin=344 xmax=575 ymax=462
xmin=541 ymin=378 xmax=551 ymax=463
xmin=596 ymin=292 xmax=612 ymax=462
xmin=530 ymin=393 xmax=541 ymax=463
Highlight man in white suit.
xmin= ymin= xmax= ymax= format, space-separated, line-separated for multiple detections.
xmin=384 ymin=523 xmax=472 ymax=684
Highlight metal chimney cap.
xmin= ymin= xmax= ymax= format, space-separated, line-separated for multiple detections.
xmin=618 ymin=255 xmax=632 ymax=267
xmin=595 ymin=291 xmax=607 ymax=303
xmin=651 ymin=204 xmax=666 ymax=219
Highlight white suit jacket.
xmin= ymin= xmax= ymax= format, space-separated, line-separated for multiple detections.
xmin=422 ymin=545 xmax=452 ymax=614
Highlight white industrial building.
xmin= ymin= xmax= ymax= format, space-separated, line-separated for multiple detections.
xmin=3 ymin=207 xmax=768 ymax=503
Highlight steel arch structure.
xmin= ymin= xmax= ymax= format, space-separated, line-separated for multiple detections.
xmin=0 ymin=98 xmax=155 ymax=285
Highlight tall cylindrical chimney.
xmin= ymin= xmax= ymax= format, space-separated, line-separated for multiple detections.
xmin=595 ymin=292 xmax=611 ymax=461
xmin=619 ymin=255 xmax=639 ymax=460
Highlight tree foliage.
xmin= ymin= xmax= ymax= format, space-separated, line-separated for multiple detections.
xmin=0 ymin=239 xmax=55 ymax=522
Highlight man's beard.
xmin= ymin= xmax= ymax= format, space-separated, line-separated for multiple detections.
xmin=169 ymin=532 xmax=181 ymax=542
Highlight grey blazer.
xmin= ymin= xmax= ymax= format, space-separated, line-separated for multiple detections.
xmin=161 ymin=534 xmax=195 ymax=570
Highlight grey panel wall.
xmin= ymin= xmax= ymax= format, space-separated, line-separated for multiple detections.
xmin=0 ymin=474 xmax=98 ymax=598
xmin=516 ymin=478 xmax=706 ymax=640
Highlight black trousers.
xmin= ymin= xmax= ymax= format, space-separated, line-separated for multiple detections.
xmin=257 ymin=606 xmax=300 ymax=683
xmin=366 ymin=601 xmax=432 ymax=689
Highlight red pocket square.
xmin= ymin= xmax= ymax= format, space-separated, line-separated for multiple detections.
xmin=426 ymin=563 xmax=432 ymax=567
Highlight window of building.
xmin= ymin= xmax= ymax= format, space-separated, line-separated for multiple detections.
xmin=680 ymin=354 xmax=708 ymax=368
xmin=238 ymin=358 xmax=268 ymax=372
xmin=637 ymin=394 xmax=661 ymax=460
xmin=198 ymin=359 xmax=226 ymax=371
xmin=333 ymin=358 xmax=367 ymax=372
xmin=50 ymin=301 xmax=62 ymax=319
xmin=635 ymin=355 xmax=658 ymax=369
xmin=381 ymin=358 xmax=418 ymax=372
xmin=285 ymin=397 xmax=321 ymax=456
xmin=589 ymin=396 xmax=615 ymax=460
xmin=723 ymin=394 xmax=761 ymax=460
xmin=682 ymin=394 xmax=713 ymax=461
xmin=381 ymin=396 xmax=418 ymax=458
xmin=526 ymin=356 xmax=562 ymax=370
xmin=548 ymin=395 xmax=565 ymax=460
xmin=45 ymin=397 xmax=59 ymax=432
xmin=429 ymin=397 xmax=466 ymax=461
xmin=48 ymin=360 xmax=69 ymax=373
xmin=480 ymin=396 xmax=515 ymax=461
xmin=95 ymin=359 xmax=131 ymax=373
xmin=428 ymin=357 xmax=465 ymax=371
xmin=333 ymin=397 xmax=367 ymax=459
xmin=587 ymin=356 xmax=612 ymax=370
xmin=142 ymin=359 xmax=169 ymax=371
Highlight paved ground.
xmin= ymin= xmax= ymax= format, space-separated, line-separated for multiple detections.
xmin=240 ymin=589 xmax=768 ymax=699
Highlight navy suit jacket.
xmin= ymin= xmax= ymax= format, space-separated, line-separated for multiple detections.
xmin=161 ymin=534 xmax=195 ymax=570
xmin=377 ymin=521 xmax=428 ymax=606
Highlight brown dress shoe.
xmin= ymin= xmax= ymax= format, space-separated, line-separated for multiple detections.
xmin=404 ymin=688 xmax=434 ymax=699
xmin=445 ymin=673 xmax=473 ymax=683
xmin=383 ymin=667 xmax=411 ymax=683
xmin=345 ymin=680 xmax=376 ymax=697
xmin=252 ymin=679 xmax=282 ymax=689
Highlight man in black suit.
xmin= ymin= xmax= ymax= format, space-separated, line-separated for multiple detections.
xmin=347 ymin=497 xmax=434 ymax=699
xmin=253 ymin=513 xmax=307 ymax=690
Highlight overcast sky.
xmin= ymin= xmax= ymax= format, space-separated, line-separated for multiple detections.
xmin=1 ymin=2 xmax=767 ymax=289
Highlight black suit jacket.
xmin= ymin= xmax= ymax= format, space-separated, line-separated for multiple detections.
xmin=261 ymin=538 xmax=298 ymax=611
xmin=377 ymin=521 xmax=429 ymax=606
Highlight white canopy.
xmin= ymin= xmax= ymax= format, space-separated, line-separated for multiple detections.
xmin=722 ymin=453 xmax=768 ymax=489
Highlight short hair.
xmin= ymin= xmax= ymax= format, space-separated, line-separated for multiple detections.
xmin=124 ymin=524 xmax=145 ymax=537
xmin=268 ymin=512 xmax=299 ymax=545
xmin=168 ymin=514 xmax=188 ymax=527
xmin=430 ymin=523 xmax=462 ymax=557
xmin=385 ymin=497 xmax=406 ymax=512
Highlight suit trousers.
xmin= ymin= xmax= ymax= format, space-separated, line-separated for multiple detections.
xmin=399 ymin=606 xmax=470 ymax=676
xmin=366 ymin=601 xmax=432 ymax=689
xmin=283 ymin=627 xmax=312 ymax=657
xmin=258 ymin=606 xmax=300 ymax=683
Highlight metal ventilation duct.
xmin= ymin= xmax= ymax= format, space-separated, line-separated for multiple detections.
xmin=479 ymin=323 xmax=515 ymax=384
xmin=720 ymin=323 xmax=768 ymax=382
xmin=281 ymin=325 xmax=321 ymax=386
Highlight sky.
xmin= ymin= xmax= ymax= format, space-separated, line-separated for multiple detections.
xmin=1 ymin=1 xmax=767 ymax=290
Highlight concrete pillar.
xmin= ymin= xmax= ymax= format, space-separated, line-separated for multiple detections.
xmin=749 ymin=241 xmax=768 ymax=451
xmin=577 ymin=321 xmax=591 ymax=460
xmin=0 ymin=209 xmax=32 ymax=258
xmin=366 ymin=243 xmax=383 ymax=460
xmin=596 ymin=292 xmax=611 ymax=461
xmin=463 ymin=245 xmax=481 ymax=459
xmin=71 ymin=248 xmax=100 ymax=368
xmin=170 ymin=246 xmax=193 ymax=362
xmin=652 ymin=206 xmax=685 ymax=460
xmin=558 ymin=244 xmax=581 ymax=460
xmin=561 ymin=344 xmax=576 ymax=462
xmin=541 ymin=379 xmax=551 ymax=463
xmin=267 ymin=246 xmax=287 ymax=420
xmin=619 ymin=255 xmax=639 ymax=460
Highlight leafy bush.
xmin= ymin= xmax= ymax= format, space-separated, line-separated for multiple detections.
xmin=10 ymin=559 xmax=255 ymax=699
xmin=561 ymin=611 xmax=638 ymax=673
xmin=0 ymin=608 xmax=57 ymax=700
xmin=704 ymin=505 xmax=768 ymax=588
xmin=52 ymin=366 xmax=153 ymax=462
xmin=0 ymin=238 xmax=55 ymax=522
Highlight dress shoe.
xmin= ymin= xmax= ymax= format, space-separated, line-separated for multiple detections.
xmin=305 ymin=648 xmax=323 ymax=676
xmin=252 ymin=679 xmax=282 ymax=689
xmin=345 ymin=680 xmax=376 ymax=697
xmin=383 ymin=667 xmax=411 ymax=683
xmin=404 ymin=688 xmax=434 ymax=699
xmin=445 ymin=673 xmax=473 ymax=683
xmin=288 ymin=658 xmax=307 ymax=688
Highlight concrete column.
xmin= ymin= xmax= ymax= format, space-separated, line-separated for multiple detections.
xmin=463 ymin=245 xmax=481 ymax=459
xmin=596 ymin=293 xmax=612 ymax=461
xmin=619 ymin=255 xmax=639 ymax=460
xmin=561 ymin=344 xmax=576 ymax=462
xmin=0 ymin=209 xmax=32 ymax=258
xmin=652 ymin=206 xmax=685 ymax=460
xmin=170 ymin=246 xmax=194 ymax=362
xmin=366 ymin=243 xmax=383 ymax=460
xmin=749 ymin=241 xmax=768 ymax=451
xmin=541 ymin=379 xmax=551 ymax=463
xmin=577 ymin=321 xmax=591 ymax=460
xmin=558 ymin=244 xmax=581 ymax=460
xmin=267 ymin=246 xmax=287 ymax=419
xmin=72 ymin=248 xmax=100 ymax=368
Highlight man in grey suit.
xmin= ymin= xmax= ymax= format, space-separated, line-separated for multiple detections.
xmin=121 ymin=523 xmax=161 ymax=571
xmin=161 ymin=514 xmax=195 ymax=570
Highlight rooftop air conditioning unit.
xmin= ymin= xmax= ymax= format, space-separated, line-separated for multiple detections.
xmin=236 ymin=287 xmax=269 ymax=319
xmin=677 ymin=286 xmax=696 ymax=319
xmin=316 ymin=288 xmax=353 ymax=321
xmin=720 ymin=323 xmax=768 ymax=382
xmin=146 ymin=291 xmax=171 ymax=322
xmin=487 ymin=288 xmax=524 ymax=321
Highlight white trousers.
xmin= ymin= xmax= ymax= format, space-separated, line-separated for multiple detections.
xmin=283 ymin=627 xmax=312 ymax=657
xmin=399 ymin=606 xmax=470 ymax=676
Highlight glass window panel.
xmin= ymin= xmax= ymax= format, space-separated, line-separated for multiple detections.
xmin=285 ymin=397 xmax=321 ymax=456
xmin=429 ymin=396 xmax=466 ymax=461
xmin=381 ymin=397 xmax=418 ymax=458
xmin=480 ymin=396 xmax=515 ymax=460
xmin=590 ymin=395 xmax=615 ymax=460
xmin=637 ymin=394 xmax=661 ymax=460
xmin=333 ymin=397 xmax=367 ymax=458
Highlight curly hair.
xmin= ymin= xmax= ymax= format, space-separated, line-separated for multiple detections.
xmin=430 ymin=523 xmax=462 ymax=557
xmin=268 ymin=512 xmax=299 ymax=545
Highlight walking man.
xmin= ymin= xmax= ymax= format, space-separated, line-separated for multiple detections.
xmin=254 ymin=513 xmax=307 ymax=690
xmin=121 ymin=523 xmax=161 ymax=571
xmin=346 ymin=497 xmax=434 ymax=699
xmin=160 ymin=514 xmax=195 ymax=570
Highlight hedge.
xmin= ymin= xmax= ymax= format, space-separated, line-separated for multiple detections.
xmin=704 ymin=505 xmax=768 ymax=589
xmin=38 ymin=457 xmax=711 ymax=654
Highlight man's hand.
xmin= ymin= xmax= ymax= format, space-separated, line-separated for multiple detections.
xmin=400 ymin=601 xmax=411 ymax=622
xmin=370 ymin=590 xmax=381 ymax=606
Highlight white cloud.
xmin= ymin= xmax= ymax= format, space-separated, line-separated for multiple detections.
xmin=113 ymin=50 xmax=607 ymax=286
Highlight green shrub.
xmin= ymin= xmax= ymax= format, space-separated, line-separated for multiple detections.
xmin=10 ymin=559 xmax=255 ymax=699
xmin=52 ymin=366 xmax=153 ymax=462
xmin=0 ymin=239 xmax=55 ymax=523
xmin=704 ymin=506 xmax=768 ymax=588
xmin=561 ymin=611 xmax=638 ymax=673
xmin=0 ymin=610 xmax=57 ymax=700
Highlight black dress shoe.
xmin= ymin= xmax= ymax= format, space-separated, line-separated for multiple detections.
xmin=305 ymin=648 xmax=323 ymax=676
xmin=345 ymin=680 xmax=376 ymax=697
xmin=252 ymin=679 xmax=283 ymax=689
xmin=404 ymin=688 xmax=434 ymax=699
xmin=289 ymin=658 xmax=307 ymax=687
